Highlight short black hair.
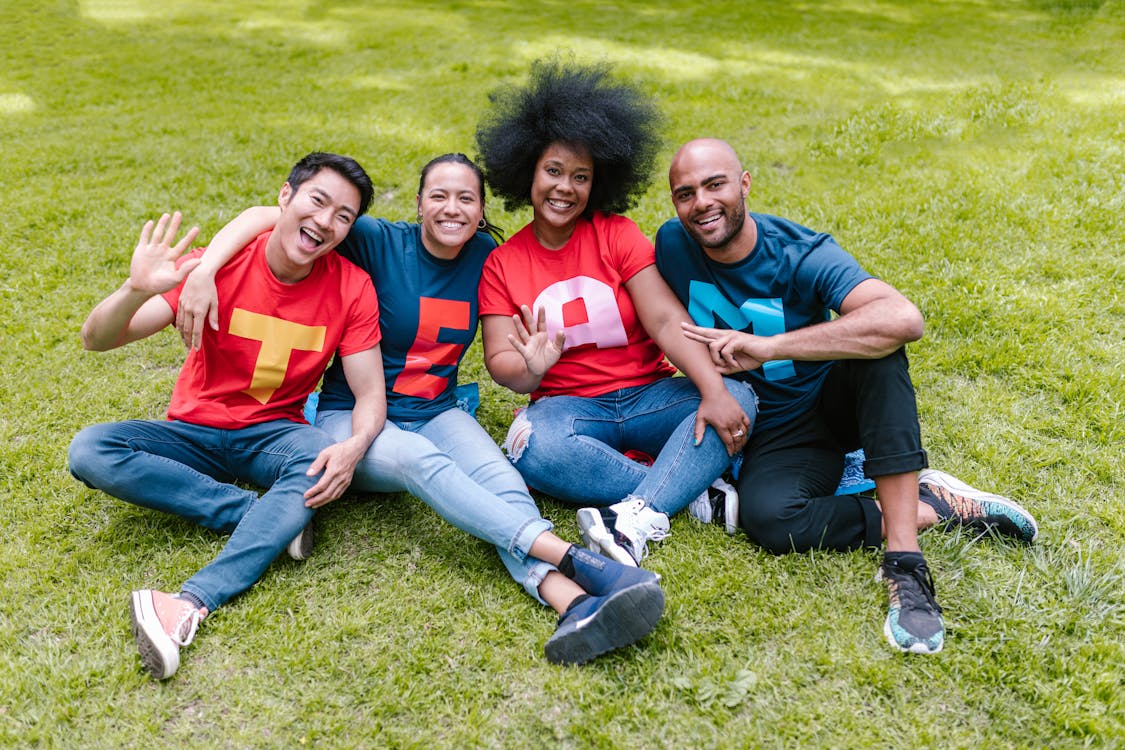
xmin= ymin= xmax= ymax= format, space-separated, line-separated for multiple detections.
xmin=475 ymin=58 xmax=662 ymax=215
xmin=286 ymin=152 xmax=374 ymax=217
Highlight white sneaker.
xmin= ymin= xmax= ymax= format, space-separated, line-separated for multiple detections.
xmin=578 ymin=498 xmax=670 ymax=566
xmin=287 ymin=519 xmax=314 ymax=561
xmin=577 ymin=507 xmax=637 ymax=567
xmin=687 ymin=477 xmax=739 ymax=535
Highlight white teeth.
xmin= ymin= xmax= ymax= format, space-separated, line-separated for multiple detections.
xmin=301 ymin=227 xmax=323 ymax=244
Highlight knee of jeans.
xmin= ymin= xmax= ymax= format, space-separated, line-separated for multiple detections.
xmin=502 ymin=407 xmax=533 ymax=463
xmin=272 ymin=494 xmax=316 ymax=535
xmin=723 ymin=377 xmax=760 ymax=424
xmin=67 ymin=427 xmax=103 ymax=483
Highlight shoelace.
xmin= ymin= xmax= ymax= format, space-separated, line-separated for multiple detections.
xmin=893 ymin=563 xmax=943 ymax=614
xmin=171 ymin=606 xmax=203 ymax=647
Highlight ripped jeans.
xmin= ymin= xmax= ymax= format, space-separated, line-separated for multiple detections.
xmin=316 ymin=407 xmax=555 ymax=603
xmin=503 ymin=376 xmax=757 ymax=516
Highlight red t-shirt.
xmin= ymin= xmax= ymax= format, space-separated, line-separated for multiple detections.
xmin=478 ymin=212 xmax=675 ymax=400
xmin=161 ymin=231 xmax=381 ymax=428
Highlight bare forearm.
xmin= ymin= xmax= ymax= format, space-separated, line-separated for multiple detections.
xmin=653 ymin=320 xmax=728 ymax=397
xmin=347 ymin=392 xmax=385 ymax=452
xmin=763 ymin=299 xmax=922 ymax=362
xmin=80 ymin=282 xmax=156 ymax=351
xmin=197 ymin=206 xmax=279 ymax=274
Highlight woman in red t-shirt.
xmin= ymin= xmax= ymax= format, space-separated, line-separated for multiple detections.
xmin=476 ymin=60 xmax=758 ymax=567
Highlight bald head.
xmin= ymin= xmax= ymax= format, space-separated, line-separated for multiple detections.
xmin=669 ymin=138 xmax=743 ymax=188
xmin=668 ymin=138 xmax=755 ymax=259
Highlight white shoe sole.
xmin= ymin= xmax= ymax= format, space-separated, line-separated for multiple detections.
xmin=287 ymin=521 xmax=314 ymax=561
xmin=129 ymin=590 xmax=179 ymax=680
xmin=576 ymin=508 xmax=638 ymax=567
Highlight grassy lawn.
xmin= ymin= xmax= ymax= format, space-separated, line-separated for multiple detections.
xmin=2 ymin=1 xmax=1122 ymax=747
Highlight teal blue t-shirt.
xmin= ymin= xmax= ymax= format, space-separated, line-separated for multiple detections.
xmin=655 ymin=213 xmax=872 ymax=431
xmin=317 ymin=217 xmax=496 ymax=421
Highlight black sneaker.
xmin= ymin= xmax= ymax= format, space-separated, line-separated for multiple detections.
xmin=877 ymin=552 xmax=944 ymax=654
xmin=544 ymin=580 xmax=665 ymax=665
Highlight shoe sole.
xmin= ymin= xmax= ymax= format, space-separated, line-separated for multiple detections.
xmin=129 ymin=590 xmax=178 ymax=680
xmin=544 ymin=581 xmax=665 ymax=665
xmin=722 ymin=489 xmax=739 ymax=536
xmin=576 ymin=508 xmax=638 ymax=567
xmin=287 ymin=520 xmax=314 ymax=561
xmin=919 ymin=469 xmax=1039 ymax=543
xmin=883 ymin=615 xmax=943 ymax=655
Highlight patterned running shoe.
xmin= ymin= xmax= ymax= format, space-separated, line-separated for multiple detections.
xmin=577 ymin=498 xmax=670 ymax=567
xmin=919 ymin=469 xmax=1039 ymax=543
xmin=687 ymin=477 xmax=739 ymax=535
xmin=877 ymin=552 xmax=944 ymax=654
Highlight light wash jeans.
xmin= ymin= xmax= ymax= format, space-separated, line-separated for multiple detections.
xmin=316 ymin=407 xmax=555 ymax=602
xmin=502 ymin=377 xmax=758 ymax=516
xmin=68 ymin=419 xmax=330 ymax=613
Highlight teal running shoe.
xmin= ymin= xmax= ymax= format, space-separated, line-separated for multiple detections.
xmin=878 ymin=552 xmax=944 ymax=655
xmin=919 ymin=469 xmax=1039 ymax=543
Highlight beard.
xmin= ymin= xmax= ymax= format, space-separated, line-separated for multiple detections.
xmin=687 ymin=199 xmax=747 ymax=250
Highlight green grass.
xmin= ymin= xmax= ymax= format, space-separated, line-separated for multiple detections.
xmin=2 ymin=1 xmax=1123 ymax=747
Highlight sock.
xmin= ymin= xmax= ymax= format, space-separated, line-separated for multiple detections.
xmin=557 ymin=546 xmax=577 ymax=579
xmin=883 ymin=550 xmax=926 ymax=571
xmin=177 ymin=590 xmax=206 ymax=611
xmin=563 ymin=594 xmax=592 ymax=615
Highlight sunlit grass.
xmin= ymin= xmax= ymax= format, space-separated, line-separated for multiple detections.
xmin=1 ymin=1 xmax=1122 ymax=747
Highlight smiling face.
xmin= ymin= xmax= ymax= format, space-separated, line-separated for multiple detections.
xmin=416 ymin=161 xmax=486 ymax=259
xmin=530 ymin=141 xmax=593 ymax=249
xmin=669 ymin=139 xmax=755 ymax=260
xmin=267 ymin=167 xmax=361 ymax=283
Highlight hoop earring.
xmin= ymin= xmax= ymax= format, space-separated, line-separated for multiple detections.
xmin=478 ymin=219 xmax=487 ymax=230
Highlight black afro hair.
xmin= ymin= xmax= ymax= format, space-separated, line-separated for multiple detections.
xmin=475 ymin=58 xmax=662 ymax=215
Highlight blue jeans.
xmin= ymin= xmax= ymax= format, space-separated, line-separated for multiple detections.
xmin=502 ymin=377 xmax=758 ymax=516
xmin=316 ymin=407 xmax=555 ymax=602
xmin=68 ymin=419 xmax=331 ymax=612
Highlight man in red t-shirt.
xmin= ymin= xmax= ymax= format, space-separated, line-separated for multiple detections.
xmin=68 ymin=153 xmax=386 ymax=680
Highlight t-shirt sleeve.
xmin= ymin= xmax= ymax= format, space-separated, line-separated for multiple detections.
xmin=653 ymin=219 xmax=683 ymax=277
xmin=477 ymin=250 xmax=518 ymax=317
xmin=160 ymin=247 xmax=208 ymax=312
xmin=604 ymin=214 xmax=656 ymax=282
xmin=336 ymin=215 xmax=388 ymax=269
xmin=337 ymin=270 xmax=382 ymax=356
xmin=797 ymin=235 xmax=874 ymax=313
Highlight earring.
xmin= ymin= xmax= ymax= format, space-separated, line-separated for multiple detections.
xmin=478 ymin=219 xmax=487 ymax=230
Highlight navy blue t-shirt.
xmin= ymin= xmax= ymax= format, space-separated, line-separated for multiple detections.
xmin=317 ymin=217 xmax=496 ymax=421
xmin=655 ymin=213 xmax=872 ymax=431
